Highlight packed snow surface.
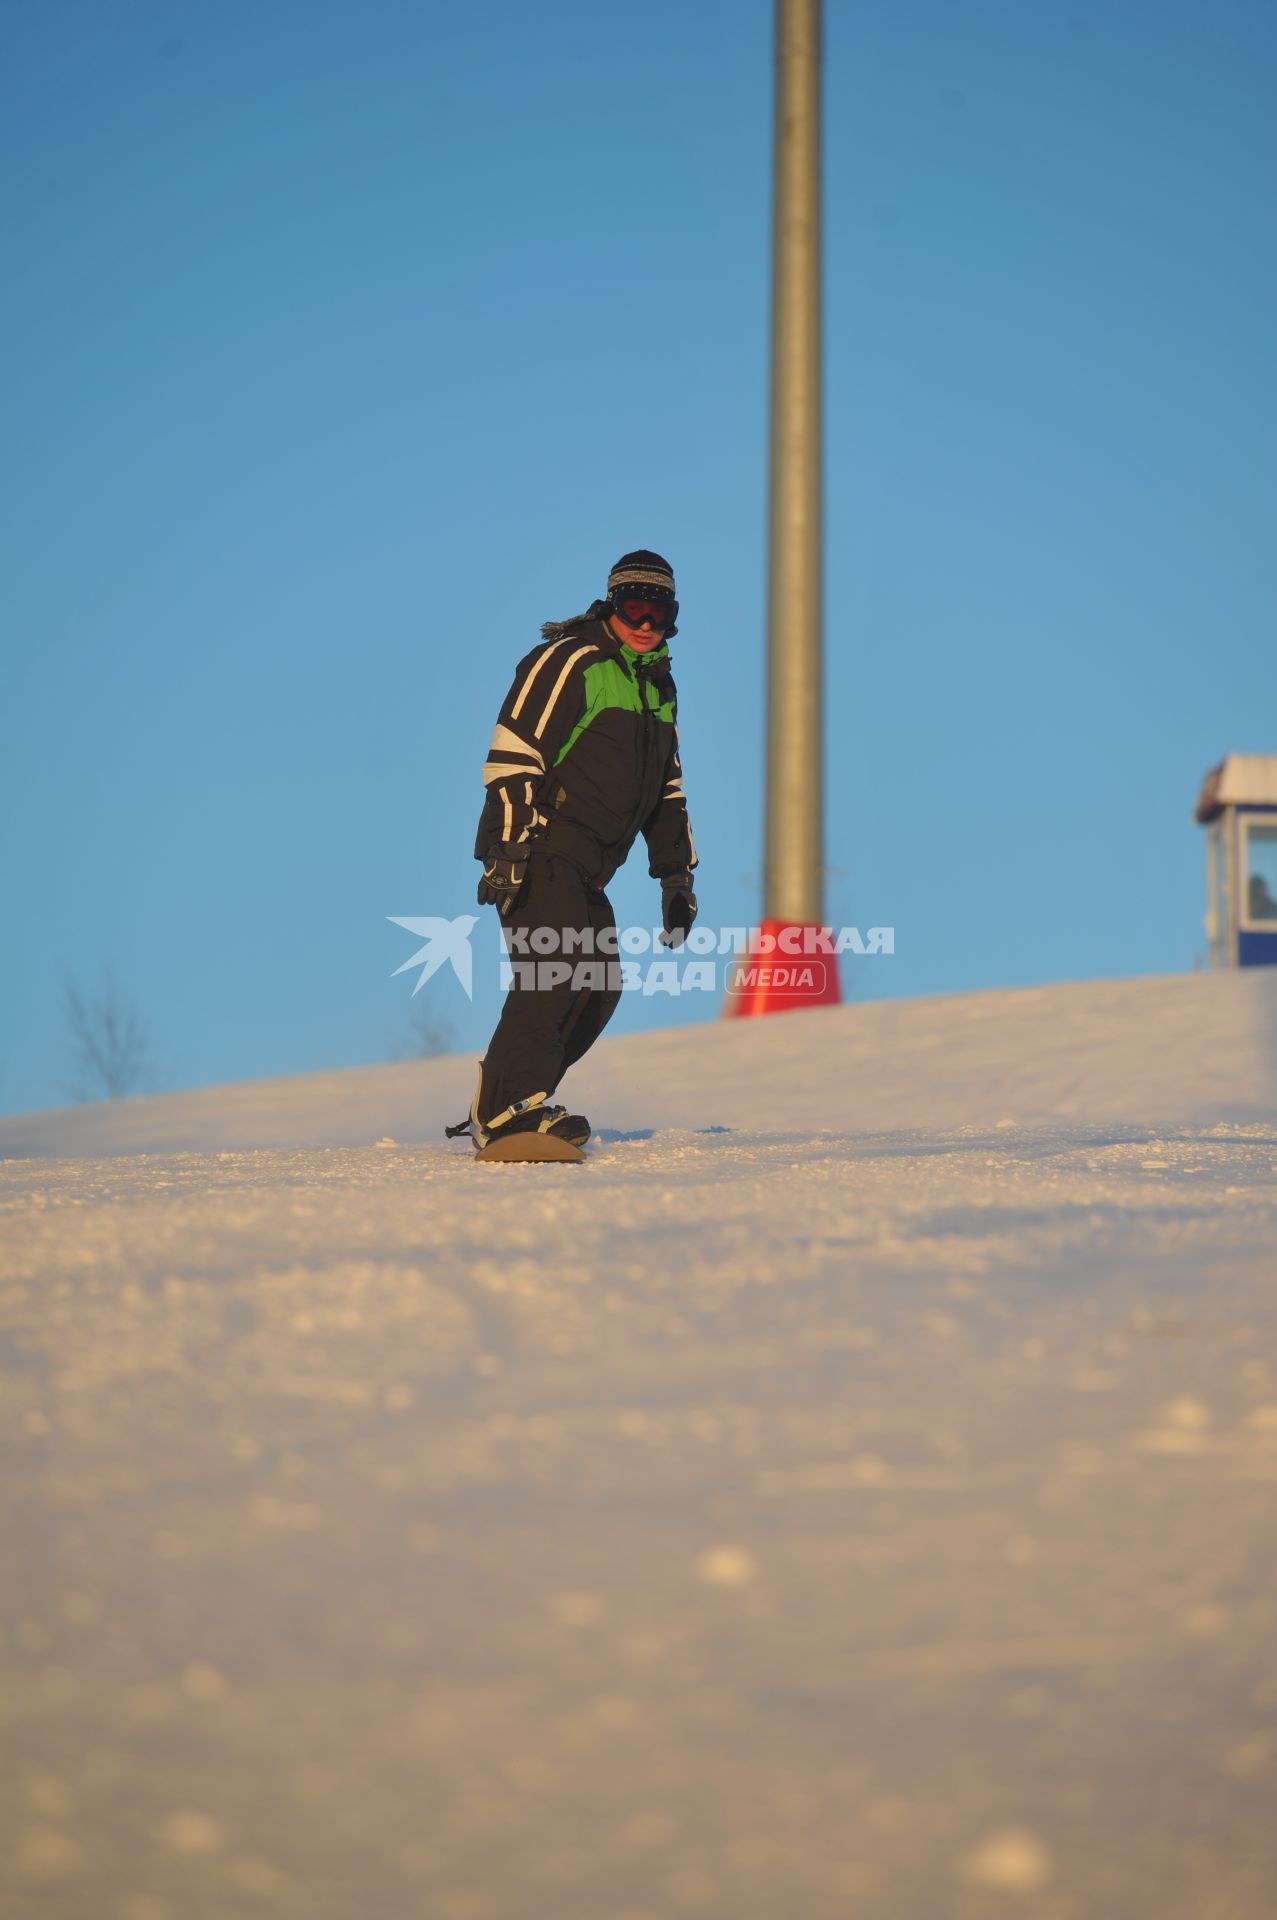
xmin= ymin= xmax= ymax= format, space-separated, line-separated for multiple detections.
xmin=3 ymin=972 xmax=1276 ymax=1919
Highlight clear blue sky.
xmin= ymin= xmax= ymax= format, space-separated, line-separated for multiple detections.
xmin=3 ymin=0 xmax=1274 ymax=1116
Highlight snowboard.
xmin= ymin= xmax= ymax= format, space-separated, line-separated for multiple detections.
xmin=475 ymin=1133 xmax=586 ymax=1164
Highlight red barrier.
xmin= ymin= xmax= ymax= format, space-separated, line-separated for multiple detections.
xmin=722 ymin=919 xmax=843 ymax=1016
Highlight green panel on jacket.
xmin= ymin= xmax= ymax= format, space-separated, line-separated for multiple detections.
xmin=553 ymin=650 xmax=676 ymax=769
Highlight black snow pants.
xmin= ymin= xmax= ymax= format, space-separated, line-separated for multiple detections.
xmin=477 ymin=852 xmax=622 ymax=1126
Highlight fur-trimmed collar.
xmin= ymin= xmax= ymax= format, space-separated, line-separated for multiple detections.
xmin=540 ymin=600 xmax=612 ymax=642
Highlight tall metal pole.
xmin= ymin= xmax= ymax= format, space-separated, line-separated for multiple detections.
xmin=764 ymin=0 xmax=823 ymax=928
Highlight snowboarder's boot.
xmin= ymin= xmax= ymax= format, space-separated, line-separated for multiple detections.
xmin=445 ymin=1082 xmax=591 ymax=1153
xmin=486 ymin=1100 xmax=592 ymax=1150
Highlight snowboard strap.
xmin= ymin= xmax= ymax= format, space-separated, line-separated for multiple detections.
xmin=444 ymin=1089 xmax=549 ymax=1143
xmin=486 ymin=1091 xmax=548 ymax=1132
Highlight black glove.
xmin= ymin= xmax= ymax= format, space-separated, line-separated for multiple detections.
xmin=477 ymin=842 xmax=530 ymax=918
xmin=659 ymin=871 xmax=698 ymax=949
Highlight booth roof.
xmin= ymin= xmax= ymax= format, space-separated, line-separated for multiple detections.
xmin=1194 ymin=752 xmax=1277 ymax=822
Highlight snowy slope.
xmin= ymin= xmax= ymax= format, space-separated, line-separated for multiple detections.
xmin=3 ymin=972 xmax=1277 ymax=1920
xmin=3 ymin=968 xmax=1275 ymax=1157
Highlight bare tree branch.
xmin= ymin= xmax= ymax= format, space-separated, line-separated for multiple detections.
xmin=64 ymin=966 xmax=151 ymax=1101
xmin=390 ymin=1006 xmax=455 ymax=1062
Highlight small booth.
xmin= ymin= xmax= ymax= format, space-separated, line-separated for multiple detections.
xmin=1194 ymin=754 xmax=1277 ymax=968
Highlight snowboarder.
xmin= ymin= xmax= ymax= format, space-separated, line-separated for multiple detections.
xmin=446 ymin=550 xmax=698 ymax=1156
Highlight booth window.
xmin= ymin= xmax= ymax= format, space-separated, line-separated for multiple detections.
xmin=1243 ymin=821 xmax=1277 ymax=925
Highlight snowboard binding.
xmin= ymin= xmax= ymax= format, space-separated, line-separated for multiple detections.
xmin=445 ymin=1086 xmax=590 ymax=1163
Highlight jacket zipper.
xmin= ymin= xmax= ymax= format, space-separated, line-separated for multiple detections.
xmin=631 ymin=653 xmax=662 ymax=837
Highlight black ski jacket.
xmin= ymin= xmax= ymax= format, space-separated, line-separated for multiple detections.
xmin=474 ymin=603 xmax=697 ymax=891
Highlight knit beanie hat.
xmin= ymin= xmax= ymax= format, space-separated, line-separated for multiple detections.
xmin=608 ymin=550 xmax=676 ymax=600
xmin=607 ymin=550 xmax=678 ymax=635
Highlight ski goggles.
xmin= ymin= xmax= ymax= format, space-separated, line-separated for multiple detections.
xmin=613 ymin=596 xmax=677 ymax=631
